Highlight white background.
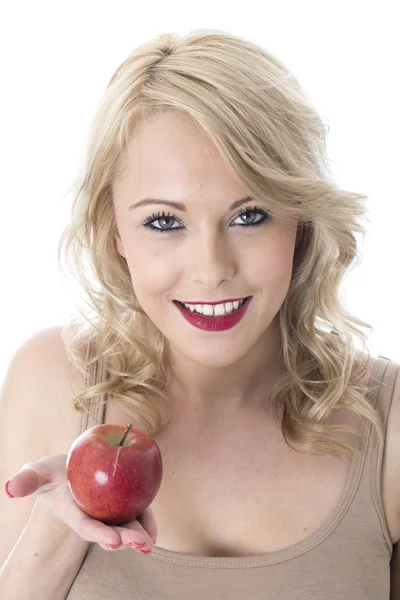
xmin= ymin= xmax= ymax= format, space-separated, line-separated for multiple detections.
xmin=0 ymin=0 xmax=399 ymax=383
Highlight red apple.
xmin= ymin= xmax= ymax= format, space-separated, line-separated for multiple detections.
xmin=66 ymin=423 xmax=163 ymax=525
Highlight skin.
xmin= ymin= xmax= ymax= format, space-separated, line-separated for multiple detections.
xmin=113 ymin=111 xmax=299 ymax=427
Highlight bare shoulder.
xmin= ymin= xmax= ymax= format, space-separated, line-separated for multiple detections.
xmin=29 ymin=324 xmax=89 ymax=451
xmin=2 ymin=324 xmax=89 ymax=453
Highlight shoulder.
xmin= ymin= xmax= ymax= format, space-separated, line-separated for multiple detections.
xmin=382 ymin=357 xmax=400 ymax=543
xmin=2 ymin=324 xmax=90 ymax=452
xmin=384 ymin=357 xmax=400 ymax=457
xmin=7 ymin=324 xmax=88 ymax=370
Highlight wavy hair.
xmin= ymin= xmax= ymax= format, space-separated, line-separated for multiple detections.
xmin=58 ymin=28 xmax=384 ymax=460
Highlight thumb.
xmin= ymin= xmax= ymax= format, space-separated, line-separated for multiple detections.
xmin=5 ymin=453 xmax=67 ymax=498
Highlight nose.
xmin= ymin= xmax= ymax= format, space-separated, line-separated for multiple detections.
xmin=187 ymin=228 xmax=236 ymax=288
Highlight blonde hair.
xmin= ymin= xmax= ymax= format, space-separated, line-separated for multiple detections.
xmin=58 ymin=28 xmax=384 ymax=460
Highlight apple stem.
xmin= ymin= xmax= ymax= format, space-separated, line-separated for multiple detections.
xmin=119 ymin=424 xmax=133 ymax=447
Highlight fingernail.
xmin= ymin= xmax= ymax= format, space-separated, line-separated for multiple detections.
xmin=106 ymin=543 xmax=121 ymax=549
xmin=4 ymin=480 xmax=14 ymax=498
xmin=153 ymin=538 xmax=157 ymax=544
xmin=139 ymin=548 xmax=152 ymax=554
xmin=127 ymin=541 xmax=146 ymax=548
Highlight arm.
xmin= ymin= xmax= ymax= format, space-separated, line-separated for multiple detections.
xmin=0 ymin=327 xmax=89 ymax=599
xmin=1 ymin=499 xmax=89 ymax=600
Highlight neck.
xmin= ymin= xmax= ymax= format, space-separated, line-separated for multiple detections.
xmin=163 ymin=317 xmax=286 ymax=424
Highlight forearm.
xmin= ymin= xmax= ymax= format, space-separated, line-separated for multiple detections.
xmin=0 ymin=499 xmax=89 ymax=600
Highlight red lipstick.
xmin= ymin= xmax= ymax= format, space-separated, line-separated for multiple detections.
xmin=174 ymin=297 xmax=252 ymax=332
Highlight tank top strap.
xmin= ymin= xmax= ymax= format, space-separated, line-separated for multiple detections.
xmin=79 ymin=339 xmax=108 ymax=435
xmin=367 ymin=354 xmax=400 ymax=552
xmin=374 ymin=355 xmax=399 ymax=429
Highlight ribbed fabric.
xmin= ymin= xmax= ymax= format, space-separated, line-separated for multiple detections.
xmin=67 ymin=350 xmax=399 ymax=599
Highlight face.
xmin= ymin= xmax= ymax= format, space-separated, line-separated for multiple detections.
xmin=113 ymin=111 xmax=298 ymax=370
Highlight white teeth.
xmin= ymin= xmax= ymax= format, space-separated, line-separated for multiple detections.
xmin=181 ymin=298 xmax=246 ymax=316
xmin=201 ymin=304 xmax=213 ymax=316
xmin=214 ymin=303 xmax=227 ymax=316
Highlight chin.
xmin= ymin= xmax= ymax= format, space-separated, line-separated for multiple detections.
xmin=185 ymin=348 xmax=246 ymax=369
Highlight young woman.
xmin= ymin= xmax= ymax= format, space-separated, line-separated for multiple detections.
xmin=1 ymin=28 xmax=399 ymax=599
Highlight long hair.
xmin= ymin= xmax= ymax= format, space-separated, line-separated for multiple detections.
xmin=58 ymin=28 xmax=383 ymax=460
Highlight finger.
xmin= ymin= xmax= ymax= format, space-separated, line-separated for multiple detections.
xmin=113 ymin=522 xmax=152 ymax=550
xmin=98 ymin=542 xmax=124 ymax=552
xmin=5 ymin=468 xmax=41 ymax=497
xmin=43 ymin=487 xmax=122 ymax=547
xmin=65 ymin=507 xmax=122 ymax=547
xmin=6 ymin=454 xmax=67 ymax=497
xmin=136 ymin=507 xmax=158 ymax=543
xmin=114 ymin=509 xmax=157 ymax=550
xmin=97 ymin=542 xmax=147 ymax=553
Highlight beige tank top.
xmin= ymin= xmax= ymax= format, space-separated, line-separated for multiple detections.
xmin=66 ymin=350 xmax=399 ymax=599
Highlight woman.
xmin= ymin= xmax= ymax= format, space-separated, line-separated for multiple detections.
xmin=1 ymin=28 xmax=399 ymax=599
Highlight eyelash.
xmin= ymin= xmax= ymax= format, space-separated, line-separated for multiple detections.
xmin=142 ymin=204 xmax=272 ymax=234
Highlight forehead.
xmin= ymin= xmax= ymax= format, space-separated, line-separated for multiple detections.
xmin=114 ymin=112 xmax=246 ymax=197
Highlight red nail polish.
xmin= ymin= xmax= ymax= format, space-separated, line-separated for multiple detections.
xmin=106 ymin=543 xmax=121 ymax=549
xmin=5 ymin=480 xmax=14 ymax=498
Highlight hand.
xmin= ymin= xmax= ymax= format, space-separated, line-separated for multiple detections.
xmin=5 ymin=453 xmax=157 ymax=553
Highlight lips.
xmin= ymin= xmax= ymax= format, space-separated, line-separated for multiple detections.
xmin=174 ymin=296 xmax=252 ymax=332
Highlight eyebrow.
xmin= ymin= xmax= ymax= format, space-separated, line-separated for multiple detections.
xmin=128 ymin=196 xmax=254 ymax=212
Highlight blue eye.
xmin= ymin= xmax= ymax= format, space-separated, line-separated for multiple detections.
xmin=142 ymin=205 xmax=272 ymax=234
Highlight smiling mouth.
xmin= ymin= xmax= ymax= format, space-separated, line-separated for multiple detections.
xmin=174 ymin=296 xmax=251 ymax=316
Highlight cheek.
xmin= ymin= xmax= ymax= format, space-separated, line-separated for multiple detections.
xmin=250 ymin=236 xmax=295 ymax=288
xmin=124 ymin=241 xmax=176 ymax=297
